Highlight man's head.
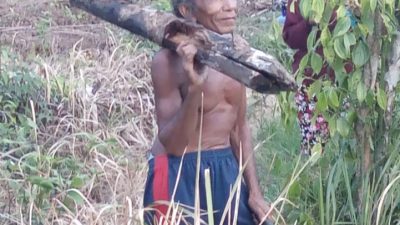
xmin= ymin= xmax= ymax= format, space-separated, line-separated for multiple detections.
xmin=171 ymin=0 xmax=237 ymax=34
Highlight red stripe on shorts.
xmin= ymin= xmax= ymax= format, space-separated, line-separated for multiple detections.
xmin=153 ymin=154 xmax=169 ymax=220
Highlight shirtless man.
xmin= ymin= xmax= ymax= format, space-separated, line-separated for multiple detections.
xmin=143 ymin=0 xmax=272 ymax=224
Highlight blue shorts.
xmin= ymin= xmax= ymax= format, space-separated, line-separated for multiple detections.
xmin=143 ymin=147 xmax=256 ymax=225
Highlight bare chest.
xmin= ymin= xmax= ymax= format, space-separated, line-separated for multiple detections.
xmin=180 ymin=68 xmax=242 ymax=112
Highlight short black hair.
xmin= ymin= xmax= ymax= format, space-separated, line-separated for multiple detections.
xmin=171 ymin=0 xmax=194 ymax=18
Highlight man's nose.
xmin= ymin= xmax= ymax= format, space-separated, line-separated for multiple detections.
xmin=223 ymin=0 xmax=237 ymax=12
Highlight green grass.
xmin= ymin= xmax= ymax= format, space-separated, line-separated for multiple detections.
xmin=255 ymin=119 xmax=300 ymax=199
xmin=254 ymin=116 xmax=400 ymax=225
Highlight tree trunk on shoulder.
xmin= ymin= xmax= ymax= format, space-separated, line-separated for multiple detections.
xmin=69 ymin=0 xmax=297 ymax=94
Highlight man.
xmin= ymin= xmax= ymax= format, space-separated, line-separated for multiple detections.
xmin=143 ymin=0 xmax=272 ymax=224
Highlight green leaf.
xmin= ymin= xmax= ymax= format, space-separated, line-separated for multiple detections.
xmin=311 ymin=52 xmax=323 ymax=73
xmin=40 ymin=180 xmax=55 ymax=190
xmin=28 ymin=176 xmax=54 ymax=190
xmin=299 ymin=53 xmax=310 ymax=73
xmin=29 ymin=176 xmax=42 ymax=185
xmin=290 ymin=1 xmax=295 ymax=13
xmin=361 ymin=0 xmax=371 ymax=15
xmin=334 ymin=37 xmax=348 ymax=59
xmin=337 ymin=117 xmax=350 ymax=137
xmin=333 ymin=17 xmax=351 ymax=37
xmin=310 ymin=147 xmax=322 ymax=165
xmin=324 ymin=48 xmax=336 ymax=69
xmin=365 ymin=90 xmax=375 ymax=107
xmin=316 ymin=92 xmax=328 ymax=111
xmin=308 ymin=79 xmax=322 ymax=97
xmin=377 ymin=87 xmax=388 ymax=110
xmin=307 ymin=28 xmax=319 ymax=50
xmin=346 ymin=109 xmax=357 ymax=124
xmin=357 ymin=23 xmax=370 ymax=37
xmin=311 ymin=0 xmax=325 ymax=23
xmin=311 ymin=142 xmax=322 ymax=154
xmin=370 ymin=0 xmax=377 ymax=11
xmin=382 ymin=13 xmax=397 ymax=35
xmin=361 ymin=14 xmax=375 ymax=34
xmin=320 ymin=27 xmax=331 ymax=47
xmin=357 ymin=82 xmax=367 ymax=103
xmin=288 ymin=181 xmax=301 ymax=200
xmin=336 ymin=5 xmax=347 ymax=18
xmin=328 ymin=89 xmax=340 ymax=108
xmin=344 ymin=33 xmax=357 ymax=54
xmin=299 ymin=0 xmax=312 ymax=19
xmin=352 ymin=41 xmax=370 ymax=67
xmin=320 ymin=2 xmax=335 ymax=27
xmin=71 ymin=176 xmax=85 ymax=189
xmin=327 ymin=116 xmax=337 ymax=136
xmin=349 ymin=69 xmax=362 ymax=91
xmin=67 ymin=190 xmax=85 ymax=205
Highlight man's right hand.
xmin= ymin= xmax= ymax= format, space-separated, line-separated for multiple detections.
xmin=176 ymin=41 xmax=208 ymax=87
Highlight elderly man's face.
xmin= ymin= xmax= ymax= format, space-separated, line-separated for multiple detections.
xmin=192 ymin=0 xmax=237 ymax=34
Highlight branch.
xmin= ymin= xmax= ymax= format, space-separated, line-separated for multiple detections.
xmin=69 ymin=0 xmax=297 ymax=94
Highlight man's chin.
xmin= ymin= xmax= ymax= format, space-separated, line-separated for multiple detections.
xmin=215 ymin=26 xmax=236 ymax=35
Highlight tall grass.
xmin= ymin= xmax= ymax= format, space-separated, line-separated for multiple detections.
xmin=0 ymin=31 xmax=154 ymax=224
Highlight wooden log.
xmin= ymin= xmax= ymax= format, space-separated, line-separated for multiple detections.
xmin=69 ymin=0 xmax=297 ymax=93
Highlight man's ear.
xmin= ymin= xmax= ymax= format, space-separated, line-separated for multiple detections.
xmin=178 ymin=3 xmax=196 ymax=21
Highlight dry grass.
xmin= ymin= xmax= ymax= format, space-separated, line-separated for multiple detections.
xmin=1 ymin=0 xmax=158 ymax=224
xmin=0 ymin=41 xmax=155 ymax=223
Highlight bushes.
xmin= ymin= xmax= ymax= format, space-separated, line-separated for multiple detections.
xmin=254 ymin=1 xmax=400 ymax=224
xmin=0 ymin=47 xmax=86 ymax=223
xmin=0 ymin=48 xmax=47 ymax=151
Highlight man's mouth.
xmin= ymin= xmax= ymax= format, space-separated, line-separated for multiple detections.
xmin=220 ymin=17 xmax=236 ymax=24
xmin=220 ymin=17 xmax=236 ymax=21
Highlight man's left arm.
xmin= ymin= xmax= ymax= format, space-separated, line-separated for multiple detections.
xmin=230 ymin=85 xmax=272 ymax=223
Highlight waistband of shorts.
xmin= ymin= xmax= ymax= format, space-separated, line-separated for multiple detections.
xmin=148 ymin=146 xmax=234 ymax=163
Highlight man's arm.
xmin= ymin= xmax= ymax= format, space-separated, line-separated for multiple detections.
xmin=230 ymin=85 xmax=272 ymax=222
xmin=152 ymin=45 xmax=206 ymax=156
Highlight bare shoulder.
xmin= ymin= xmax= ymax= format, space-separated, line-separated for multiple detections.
xmin=151 ymin=48 xmax=182 ymax=93
xmin=151 ymin=49 xmax=177 ymax=79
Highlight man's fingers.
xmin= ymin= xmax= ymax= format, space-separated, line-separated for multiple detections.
xmin=176 ymin=41 xmax=188 ymax=55
xmin=257 ymin=205 xmax=275 ymax=224
xmin=253 ymin=206 xmax=266 ymax=222
xmin=263 ymin=206 xmax=274 ymax=220
xmin=177 ymin=42 xmax=197 ymax=62
xmin=176 ymin=41 xmax=207 ymax=86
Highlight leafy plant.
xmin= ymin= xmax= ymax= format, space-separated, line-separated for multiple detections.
xmin=0 ymin=48 xmax=91 ymax=223
xmin=275 ymin=0 xmax=400 ymax=224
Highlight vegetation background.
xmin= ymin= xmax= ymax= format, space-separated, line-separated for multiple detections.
xmin=1 ymin=0 xmax=399 ymax=224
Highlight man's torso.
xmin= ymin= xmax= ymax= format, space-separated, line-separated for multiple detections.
xmin=151 ymin=49 xmax=244 ymax=155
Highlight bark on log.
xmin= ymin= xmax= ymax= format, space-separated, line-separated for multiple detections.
xmin=69 ymin=0 xmax=297 ymax=94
